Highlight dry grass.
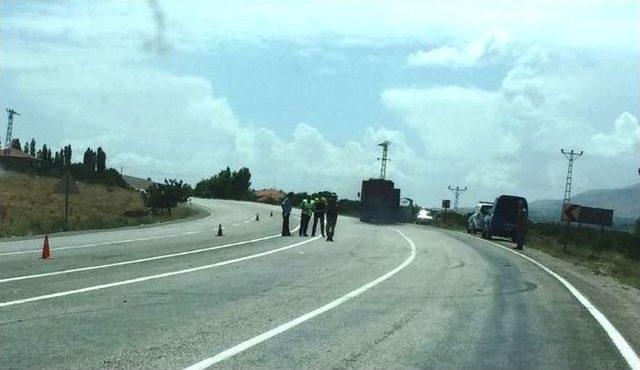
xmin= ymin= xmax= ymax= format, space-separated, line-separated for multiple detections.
xmin=525 ymin=232 xmax=640 ymax=289
xmin=431 ymin=215 xmax=640 ymax=289
xmin=0 ymin=171 xmax=194 ymax=237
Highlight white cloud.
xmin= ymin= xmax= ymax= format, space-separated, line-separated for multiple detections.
xmin=6 ymin=55 xmax=418 ymax=197
xmin=465 ymin=162 xmax=516 ymax=189
xmin=384 ymin=44 xmax=640 ymax=201
xmin=591 ymin=112 xmax=640 ymax=156
xmin=408 ymin=31 xmax=512 ymax=67
xmin=3 ymin=0 xmax=639 ymax=54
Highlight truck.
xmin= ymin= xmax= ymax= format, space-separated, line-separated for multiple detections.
xmin=359 ymin=179 xmax=400 ymax=223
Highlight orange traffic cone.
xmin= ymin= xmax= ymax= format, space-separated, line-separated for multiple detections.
xmin=41 ymin=234 xmax=51 ymax=259
xmin=217 ymin=224 xmax=223 ymax=237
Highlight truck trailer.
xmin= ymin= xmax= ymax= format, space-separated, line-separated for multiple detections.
xmin=359 ymin=179 xmax=400 ymax=223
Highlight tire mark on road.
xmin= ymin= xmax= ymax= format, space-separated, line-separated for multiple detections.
xmin=340 ymin=309 xmax=420 ymax=368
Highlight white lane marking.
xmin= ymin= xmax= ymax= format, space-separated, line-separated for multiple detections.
xmin=2 ymin=221 xmax=300 ymax=284
xmin=1 ymin=231 xmax=290 ymax=283
xmin=0 ymin=231 xmax=202 ymax=256
xmin=183 ymin=227 xmax=417 ymax=370
xmin=231 ymin=216 xmax=256 ymax=227
xmin=464 ymin=233 xmax=640 ymax=370
xmin=0 ymin=236 xmax=320 ymax=308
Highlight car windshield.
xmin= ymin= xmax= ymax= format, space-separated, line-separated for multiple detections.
xmin=480 ymin=205 xmax=493 ymax=214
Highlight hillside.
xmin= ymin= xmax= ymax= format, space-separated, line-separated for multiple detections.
xmin=529 ymin=183 xmax=640 ymax=223
xmin=0 ymin=171 xmax=189 ymax=237
xmin=122 ymin=174 xmax=154 ymax=191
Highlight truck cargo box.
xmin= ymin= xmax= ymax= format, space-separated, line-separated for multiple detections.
xmin=360 ymin=179 xmax=400 ymax=223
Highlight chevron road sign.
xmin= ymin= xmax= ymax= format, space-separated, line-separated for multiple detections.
xmin=562 ymin=203 xmax=613 ymax=226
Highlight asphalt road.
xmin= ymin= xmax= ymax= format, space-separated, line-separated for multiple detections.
xmin=0 ymin=198 xmax=635 ymax=369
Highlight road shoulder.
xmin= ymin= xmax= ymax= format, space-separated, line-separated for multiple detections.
xmin=521 ymin=246 xmax=640 ymax=355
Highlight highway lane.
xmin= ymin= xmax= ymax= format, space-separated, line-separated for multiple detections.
xmin=0 ymin=199 xmax=634 ymax=369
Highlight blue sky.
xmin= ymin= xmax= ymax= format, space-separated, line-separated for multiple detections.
xmin=1 ymin=0 xmax=639 ymax=207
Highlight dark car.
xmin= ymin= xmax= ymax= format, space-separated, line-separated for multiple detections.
xmin=481 ymin=195 xmax=528 ymax=241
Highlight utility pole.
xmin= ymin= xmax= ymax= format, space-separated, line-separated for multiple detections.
xmin=560 ymin=149 xmax=583 ymax=248
xmin=4 ymin=108 xmax=20 ymax=150
xmin=377 ymin=141 xmax=391 ymax=179
xmin=448 ymin=185 xmax=467 ymax=212
xmin=560 ymin=149 xmax=583 ymax=208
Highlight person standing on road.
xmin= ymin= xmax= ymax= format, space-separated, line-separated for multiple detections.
xmin=514 ymin=199 xmax=527 ymax=250
xmin=299 ymin=198 xmax=313 ymax=236
xmin=325 ymin=194 xmax=339 ymax=242
xmin=311 ymin=196 xmax=326 ymax=237
xmin=281 ymin=192 xmax=294 ymax=236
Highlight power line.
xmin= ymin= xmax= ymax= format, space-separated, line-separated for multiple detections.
xmin=377 ymin=141 xmax=391 ymax=179
xmin=448 ymin=185 xmax=467 ymax=211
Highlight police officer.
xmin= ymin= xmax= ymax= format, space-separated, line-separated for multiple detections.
xmin=514 ymin=199 xmax=527 ymax=250
xmin=326 ymin=193 xmax=339 ymax=242
xmin=299 ymin=198 xmax=313 ymax=236
xmin=311 ymin=196 xmax=326 ymax=237
xmin=281 ymin=192 xmax=294 ymax=236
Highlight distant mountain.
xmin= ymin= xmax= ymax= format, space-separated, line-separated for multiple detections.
xmin=529 ymin=183 xmax=640 ymax=223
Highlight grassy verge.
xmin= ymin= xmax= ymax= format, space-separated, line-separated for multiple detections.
xmin=430 ymin=212 xmax=640 ymax=289
xmin=431 ymin=212 xmax=468 ymax=231
xmin=0 ymin=171 xmax=198 ymax=237
xmin=526 ymin=224 xmax=640 ymax=289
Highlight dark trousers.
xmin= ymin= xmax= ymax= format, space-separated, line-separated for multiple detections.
xmin=326 ymin=213 xmax=337 ymax=241
xmin=282 ymin=212 xmax=291 ymax=236
xmin=515 ymin=224 xmax=526 ymax=249
xmin=312 ymin=212 xmax=325 ymax=236
xmin=299 ymin=213 xmax=311 ymax=236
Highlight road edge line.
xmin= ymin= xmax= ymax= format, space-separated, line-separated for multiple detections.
xmin=463 ymin=232 xmax=640 ymax=370
xmin=182 ymin=227 xmax=417 ymax=370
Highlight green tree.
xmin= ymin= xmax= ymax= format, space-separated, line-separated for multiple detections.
xmin=194 ymin=166 xmax=252 ymax=200
xmin=56 ymin=149 xmax=64 ymax=168
xmin=10 ymin=138 xmax=21 ymax=150
xmin=29 ymin=138 xmax=36 ymax=157
xmin=23 ymin=142 xmax=29 ymax=153
xmin=63 ymin=145 xmax=72 ymax=167
xmin=83 ymin=147 xmax=97 ymax=171
xmin=230 ymin=167 xmax=252 ymax=199
xmin=96 ymin=147 xmax=106 ymax=172
xmin=143 ymin=179 xmax=192 ymax=214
